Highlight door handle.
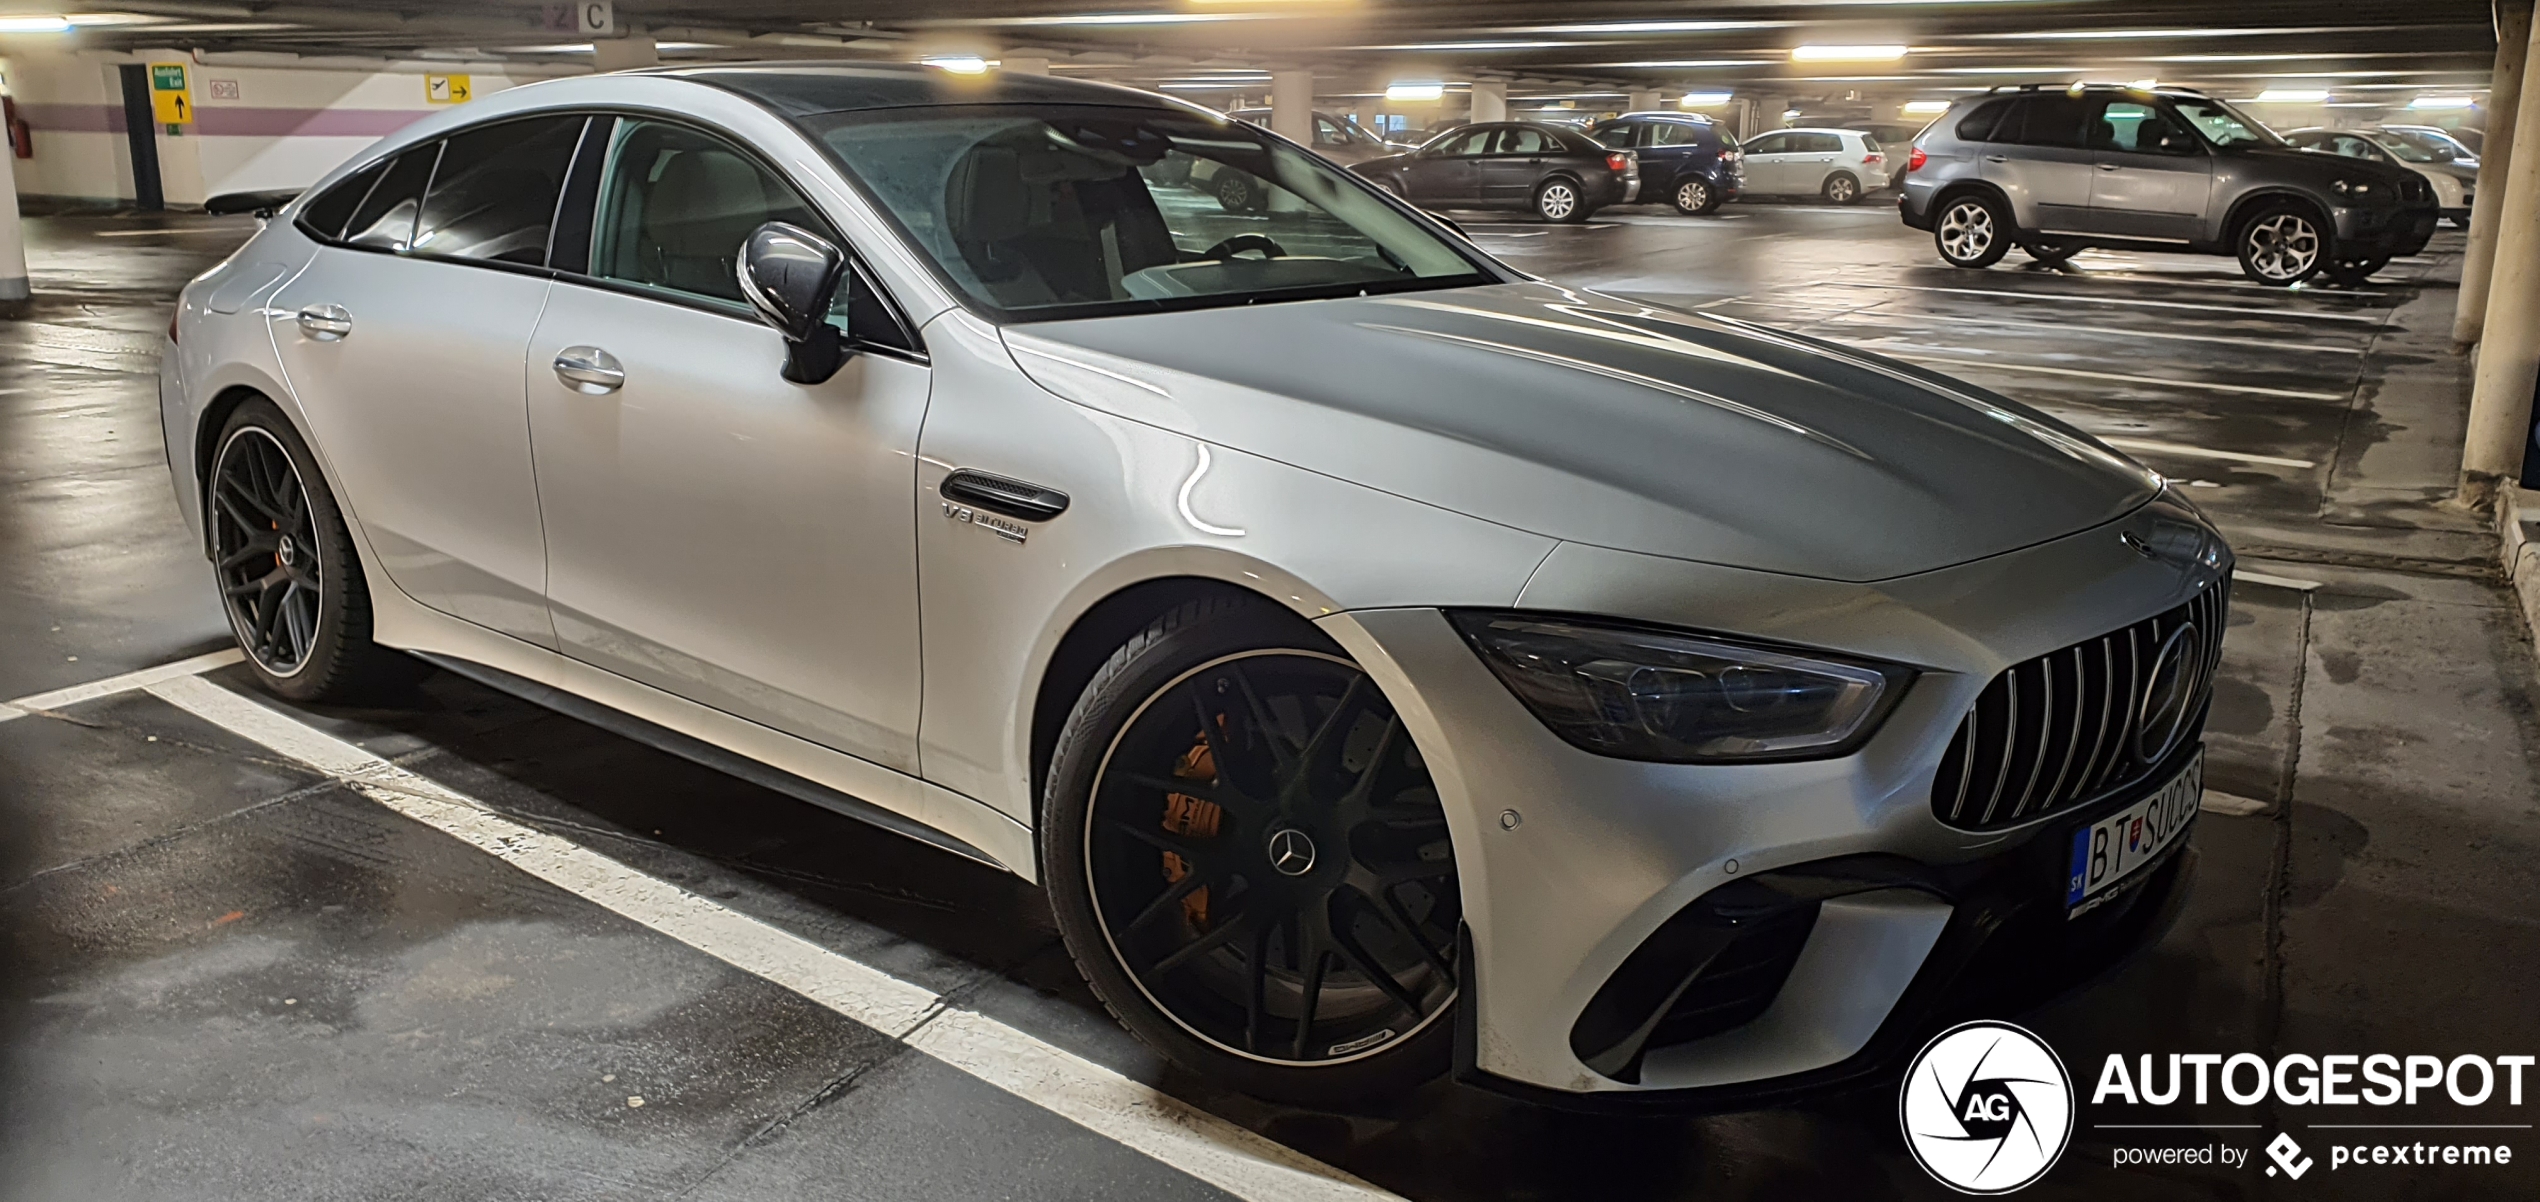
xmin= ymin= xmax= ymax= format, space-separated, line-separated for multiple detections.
xmin=552 ymin=346 xmax=625 ymax=394
xmin=2097 ymin=162 xmax=2122 ymax=171
xmin=1984 ymin=154 xmax=2009 ymax=163
xmin=296 ymin=304 xmax=351 ymax=340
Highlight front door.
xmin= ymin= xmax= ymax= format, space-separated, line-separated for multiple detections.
xmin=525 ymin=116 xmax=929 ymax=772
xmin=1401 ymin=127 xmax=1488 ymax=204
xmin=268 ymin=115 xmax=585 ymax=647
xmin=1740 ymin=131 xmax=1794 ymax=193
xmin=2086 ymin=101 xmax=2213 ymax=241
xmin=1982 ymin=94 xmax=2096 ymax=231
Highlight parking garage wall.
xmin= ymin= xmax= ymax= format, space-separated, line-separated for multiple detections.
xmin=0 ymin=51 xmax=545 ymax=208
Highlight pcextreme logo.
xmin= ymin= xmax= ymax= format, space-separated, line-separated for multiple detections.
xmin=1901 ymin=1021 xmax=2076 ymax=1194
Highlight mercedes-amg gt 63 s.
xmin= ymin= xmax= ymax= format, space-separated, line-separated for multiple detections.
xmin=170 ymin=64 xmax=2228 ymax=1110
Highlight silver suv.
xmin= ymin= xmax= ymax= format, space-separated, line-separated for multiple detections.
xmin=1900 ymin=85 xmax=2438 ymax=286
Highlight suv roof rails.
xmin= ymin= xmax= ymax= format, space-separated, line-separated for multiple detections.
xmin=1614 ymin=110 xmax=1713 ymax=122
xmin=1981 ymin=81 xmax=2212 ymax=97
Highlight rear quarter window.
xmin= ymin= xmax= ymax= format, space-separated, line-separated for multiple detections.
xmin=296 ymin=157 xmax=388 ymax=242
xmin=1955 ymin=98 xmax=2014 ymax=142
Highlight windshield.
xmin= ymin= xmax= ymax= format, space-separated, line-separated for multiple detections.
xmin=2380 ymin=128 xmax=2464 ymax=161
xmin=2367 ymin=134 xmax=2437 ymax=163
xmin=2169 ymin=98 xmax=2283 ymax=148
xmin=802 ymin=104 xmax=1492 ymax=321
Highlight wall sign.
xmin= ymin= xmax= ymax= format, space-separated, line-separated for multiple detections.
xmin=425 ymin=74 xmax=473 ymax=104
xmin=148 ymin=63 xmax=192 ymax=125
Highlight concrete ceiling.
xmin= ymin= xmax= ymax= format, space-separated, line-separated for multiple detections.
xmin=3 ymin=1 xmax=2506 ymax=109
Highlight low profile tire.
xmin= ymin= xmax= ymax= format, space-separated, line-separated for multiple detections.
xmin=1671 ymin=177 xmax=1720 ymax=216
xmin=1214 ymin=171 xmax=1262 ymax=214
xmin=1821 ymin=172 xmax=1863 ymax=205
xmin=2235 ymin=203 xmax=2326 ymax=286
xmin=1042 ymin=597 xmax=1461 ymax=1107
xmin=2323 ymin=255 xmax=2389 ymax=286
xmin=1934 ymin=193 xmax=2011 ymax=268
xmin=206 ymin=397 xmax=412 ymax=702
xmin=1533 ymin=177 xmax=1586 ymax=223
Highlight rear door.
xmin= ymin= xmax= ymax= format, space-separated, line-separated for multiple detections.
xmin=2087 ymin=100 xmax=2213 ymax=241
xmin=1479 ymin=126 xmax=1555 ymax=204
xmin=265 ymin=115 xmax=585 ymax=647
xmin=1791 ymin=131 xmax=1843 ymax=192
xmin=1983 ymin=95 xmax=2095 ymax=231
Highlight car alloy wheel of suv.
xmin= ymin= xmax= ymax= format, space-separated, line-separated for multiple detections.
xmin=1936 ymin=195 xmax=2010 ymax=267
xmin=2238 ymin=207 xmax=2323 ymax=284
xmin=1674 ymin=178 xmax=1717 ymax=216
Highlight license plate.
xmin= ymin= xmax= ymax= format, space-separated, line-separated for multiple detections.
xmin=2066 ymin=753 xmax=2200 ymax=919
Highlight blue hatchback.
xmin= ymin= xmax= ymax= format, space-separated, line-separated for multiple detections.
xmin=1587 ymin=113 xmax=1744 ymax=215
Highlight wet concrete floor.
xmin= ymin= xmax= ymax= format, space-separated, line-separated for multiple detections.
xmin=3 ymin=200 xmax=2536 ymax=1200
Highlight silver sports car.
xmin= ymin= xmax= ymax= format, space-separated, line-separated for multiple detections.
xmin=162 ymin=64 xmax=2230 ymax=1110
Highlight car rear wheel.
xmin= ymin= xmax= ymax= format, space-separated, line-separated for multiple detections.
xmin=1533 ymin=177 xmax=1585 ymax=223
xmin=1822 ymin=173 xmax=1862 ymax=205
xmin=1214 ymin=171 xmax=1263 ymax=213
xmin=1043 ymin=597 xmax=1460 ymax=1106
xmin=207 ymin=398 xmax=412 ymax=702
xmin=1934 ymin=194 xmax=2010 ymax=268
xmin=1672 ymin=177 xmax=1719 ymax=215
xmin=2236 ymin=205 xmax=2325 ymax=285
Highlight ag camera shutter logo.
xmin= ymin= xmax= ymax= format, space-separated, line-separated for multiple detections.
xmin=1901 ymin=1021 xmax=2075 ymax=1193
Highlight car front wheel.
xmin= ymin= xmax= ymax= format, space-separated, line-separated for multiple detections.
xmin=1673 ymin=177 xmax=1719 ymax=215
xmin=2237 ymin=205 xmax=2326 ymax=285
xmin=1533 ymin=177 xmax=1585 ymax=222
xmin=1042 ymin=597 xmax=1460 ymax=1106
xmin=1934 ymin=194 xmax=2011 ymax=268
xmin=2323 ymin=255 xmax=2389 ymax=286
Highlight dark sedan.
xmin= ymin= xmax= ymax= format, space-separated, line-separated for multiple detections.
xmin=1351 ymin=122 xmax=1636 ymax=222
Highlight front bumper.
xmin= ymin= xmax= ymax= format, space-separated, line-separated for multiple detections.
xmin=2334 ymin=204 xmax=2441 ymax=258
xmin=1318 ymin=493 xmax=2228 ymax=1103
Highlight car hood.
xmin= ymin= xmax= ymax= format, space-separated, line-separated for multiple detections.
xmin=2239 ymin=144 xmax=2419 ymax=186
xmin=1002 ymin=282 xmax=2160 ymax=583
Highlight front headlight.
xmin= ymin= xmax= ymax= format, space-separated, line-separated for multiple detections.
xmin=1449 ymin=612 xmax=1912 ymax=763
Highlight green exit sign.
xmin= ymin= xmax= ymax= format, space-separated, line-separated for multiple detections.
xmin=150 ymin=64 xmax=186 ymax=91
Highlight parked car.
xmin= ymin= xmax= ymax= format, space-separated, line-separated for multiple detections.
xmin=1169 ymin=107 xmax=1396 ymax=212
xmin=2398 ymin=123 xmax=2483 ymax=156
xmin=1901 ymin=84 xmax=2438 ymax=285
xmin=1351 ymin=121 xmax=1637 ymax=221
xmin=2378 ymin=124 xmax=2480 ymax=167
xmin=1736 ymin=128 xmax=1888 ymax=204
xmin=2286 ymin=128 xmax=2474 ymax=226
xmin=171 ymin=62 xmax=2226 ymax=1112
xmin=1586 ymin=111 xmax=1744 ymax=215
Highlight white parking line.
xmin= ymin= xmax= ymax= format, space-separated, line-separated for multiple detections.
xmin=138 ymin=673 xmax=1399 ymax=1202
xmin=1884 ymin=353 xmax=2349 ymax=401
xmin=0 ymin=648 xmax=244 ymax=724
xmin=1798 ymin=281 xmax=2390 ymax=323
xmin=2098 ymin=438 xmax=2317 ymax=469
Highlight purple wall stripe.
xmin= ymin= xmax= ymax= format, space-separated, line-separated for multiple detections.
xmin=18 ymin=103 xmax=430 ymax=138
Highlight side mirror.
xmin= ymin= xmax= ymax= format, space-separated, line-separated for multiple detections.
xmin=739 ymin=221 xmax=851 ymax=385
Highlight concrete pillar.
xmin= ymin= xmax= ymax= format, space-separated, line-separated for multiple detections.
xmin=1470 ymin=80 xmax=1507 ymax=123
xmin=1003 ymin=56 xmax=1050 ymax=75
xmin=591 ymin=37 xmax=659 ymax=73
xmin=1628 ymin=89 xmax=1661 ymax=114
xmin=2455 ymin=0 xmax=2533 ymax=347
xmin=2461 ymin=5 xmax=2540 ymax=502
xmin=1269 ymin=69 xmax=1313 ymax=143
xmin=0 ymin=132 xmax=28 ymax=310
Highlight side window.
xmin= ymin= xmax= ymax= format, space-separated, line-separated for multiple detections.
xmin=298 ymin=157 xmax=388 ymax=241
xmin=413 ymin=115 xmax=585 ymax=267
xmin=1745 ymin=132 xmax=1788 ymax=155
xmin=1435 ymin=128 xmax=1492 ymax=156
xmin=590 ymin=118 xmax=825 ymax=306
xmin=1312 ymin=115 xmax=1347 ymax=147
xmin=2333 ymin=135 xmax=2382 ymax=160
xmin=1652 ymin=123 xmax=1702 ymax=147
xmin=2095 ymin=103 xmax=2197 ymax=155
xmin=343 ymin=144 xmax=439 ymax=252
xmin=1805 ymin=133 xmax=1845 ymax=153
xmin=1501 ymin=128 xmax=1549 ymax=155
xmin=2005 ymin=95 xmax=2090 ymax=149
xmin=1956 ymin=98 xmax=2014 ymax=143
xmin=1591 ymin=123 xmax=1637 ymax=149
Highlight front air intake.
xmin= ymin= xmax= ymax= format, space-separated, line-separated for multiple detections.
xmin=1930 ymin=583 xmax=2227 ymax=832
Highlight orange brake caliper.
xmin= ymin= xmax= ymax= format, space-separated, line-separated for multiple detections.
xmin=1160 ymin=724 xmax=1225 ymax=929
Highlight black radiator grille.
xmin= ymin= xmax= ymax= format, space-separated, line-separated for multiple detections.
xmin=1931 ymin=583 xmax=2228 ymax=831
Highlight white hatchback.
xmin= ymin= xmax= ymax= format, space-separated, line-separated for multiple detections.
xmin=1736 ymin=128 xmax=1890 ymax=204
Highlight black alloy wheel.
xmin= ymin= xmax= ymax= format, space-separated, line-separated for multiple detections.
xmin=1214 ymin=171 xmax=1261 ymax=213
xmin=211 ymin=425 xmax=324 ymax=677
xmin=206 ymin=398 xmax=409 ymax=701
xmin=1045 ymin=600 xmax=1460 ymax=1104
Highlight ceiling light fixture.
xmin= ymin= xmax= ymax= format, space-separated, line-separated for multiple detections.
xmin=1386 ymin=81 xmax=1445 ymax=102
xmin=2252 ymin=88 xmax=2330 ymax=102
xmin=2409 ymin=95 xmax=2476 ymax=109
xmin=1680 ymin=91 xmax=1732 ymax=106
xmin=0 ymin=15 xmax=73 ymax=32
xmin=1521 ymin=19 xmax=1789 ymax=34
xmin=1792 ymin=44 xmax=1907 ymax=63
xmin=1901 ymin=100 xmax=1951 ymax=114
xmin=920 ymin=54 xmax=991 ymax=74
xmin=2131 ymin=78 xmax=2158 ymax=88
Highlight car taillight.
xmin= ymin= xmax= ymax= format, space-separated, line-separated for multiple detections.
xmin=1908 ymin=146 xmax=1928 ymax=173
xmin=1722 ymin=149 xmax=1740 ymax=162
xmin=1864 ymin=151 xmax=1884 ymax=163
xmin=1606 ymin=152 xmax=1631 ymax=172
